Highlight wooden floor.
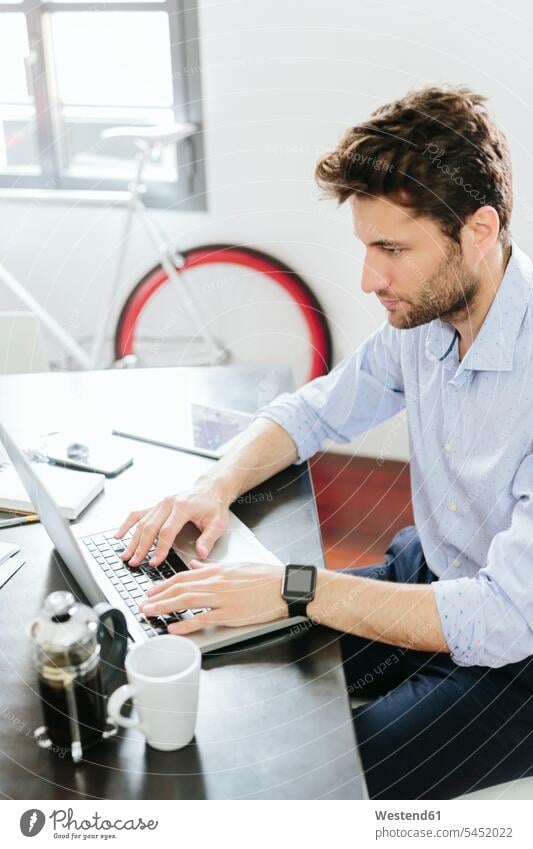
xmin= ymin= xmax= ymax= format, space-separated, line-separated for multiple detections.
xmin=310 ymin=452 xmax=414 ymax=570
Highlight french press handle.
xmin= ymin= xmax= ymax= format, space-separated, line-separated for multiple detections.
xmin=93 ymin=602 xmax=128 ymax=694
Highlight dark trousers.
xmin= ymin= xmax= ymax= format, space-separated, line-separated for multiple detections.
xmin=340 ymin=526 xmax=533 ymax=799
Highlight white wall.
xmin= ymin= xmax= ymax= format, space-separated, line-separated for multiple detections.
xmin=1 ymin=0 xmax=532 ymax=461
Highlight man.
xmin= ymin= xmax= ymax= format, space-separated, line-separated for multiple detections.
xmin=115 ymin=86 xmax=533 ymax=799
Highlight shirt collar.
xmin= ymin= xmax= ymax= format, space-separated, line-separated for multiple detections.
xmin=425 ymin=242 xmax=533 ymax=372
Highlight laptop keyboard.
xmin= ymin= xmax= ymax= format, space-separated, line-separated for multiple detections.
xmin=81 ymin=529 xmax=208 ymax=637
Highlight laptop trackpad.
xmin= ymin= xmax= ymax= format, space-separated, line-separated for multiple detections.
xmin=171 ymin=510 xmax=283 ymax=569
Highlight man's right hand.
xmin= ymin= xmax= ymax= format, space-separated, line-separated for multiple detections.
xmin=114 ymin=418 xmax=297 ymax=569
xmin=114 ymin=481 xmax=231 ymax=568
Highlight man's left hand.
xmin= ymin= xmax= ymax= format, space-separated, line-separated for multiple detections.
xmin=139 ymin=560 xmax=288 ymax=634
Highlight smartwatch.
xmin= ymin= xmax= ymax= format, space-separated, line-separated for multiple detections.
xmin=282 ymin=564 xmax=317 ymax=618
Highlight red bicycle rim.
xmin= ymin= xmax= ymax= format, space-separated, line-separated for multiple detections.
xmin=116 ymin=246 xmax=331 ymax=382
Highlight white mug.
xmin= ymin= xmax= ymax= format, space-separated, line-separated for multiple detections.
xmin=107 ymin=635 xmax=201 ymax=751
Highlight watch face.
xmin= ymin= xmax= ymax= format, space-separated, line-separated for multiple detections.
xmin=286 ymin=568 xmax=313 ymax=594
xmin=284 ymin=565 xmax=316 ymax=598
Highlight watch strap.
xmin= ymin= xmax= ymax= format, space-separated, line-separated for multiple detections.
xmin=286 ymin=598 xmax=310 ymax=618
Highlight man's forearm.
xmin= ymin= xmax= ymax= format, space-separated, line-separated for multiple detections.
xmin=307 ymin=570 xmax=450 ymax=653
xmin=199 ymin=417 xmax=298 ymax=504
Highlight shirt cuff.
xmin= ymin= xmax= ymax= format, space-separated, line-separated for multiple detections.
xmin=431 ymin=576 xmax=487 ymax=667
xmin=255 ymin=393 xmax=323 ymax=463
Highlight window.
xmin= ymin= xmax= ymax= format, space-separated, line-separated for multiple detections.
xmin=0 ymin=0 xmax=205 ymax=208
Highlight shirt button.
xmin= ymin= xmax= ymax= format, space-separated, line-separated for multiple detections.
xmin=445 ymin=442 xmax=452 ymax=453
xmin=448 ymin=502 xmax=457 ymax=512
xmin=452 ymin=558 xmax=461 ymax=568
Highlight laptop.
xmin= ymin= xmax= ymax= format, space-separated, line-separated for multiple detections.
xmin=0 ymin=422 xmax=311 ymax=652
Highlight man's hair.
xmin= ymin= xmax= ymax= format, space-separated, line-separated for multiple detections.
xmin=315 ymin=85 xmax=512 ymax=248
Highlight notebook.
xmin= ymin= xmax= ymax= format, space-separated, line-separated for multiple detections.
xmin=0 ymin=458 xmax=104 ymax=520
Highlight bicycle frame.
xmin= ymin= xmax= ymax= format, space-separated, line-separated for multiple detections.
xmin=0 ymin=136 xmax=227 ymax=371
xmin=0 ymin=261 xmax=93 ymax=370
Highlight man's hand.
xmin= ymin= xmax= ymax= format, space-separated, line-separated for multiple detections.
xmin=138 ymin=560 xmax=288 ymax=634
xmin=114 ymin=417 xmax=298 ymax=569
xmin=114 ymin=481 xmax=231 ymax=567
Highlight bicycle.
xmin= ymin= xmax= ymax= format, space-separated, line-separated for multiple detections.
xmin=0 ymin=123 xmax=332 ymax=385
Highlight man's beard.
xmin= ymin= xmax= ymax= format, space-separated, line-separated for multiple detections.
xmin=384 ymin=243 xmax=480 ymax=330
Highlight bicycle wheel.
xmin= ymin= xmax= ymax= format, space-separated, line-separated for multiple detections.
xmin=114 ymin=244 xmax=332 ymax=385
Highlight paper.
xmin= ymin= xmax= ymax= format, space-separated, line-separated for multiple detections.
xmin=190 ymin=403 xmax=253 ymax=454
xmin=113 ymin=404 xmax=253 ymax=461
xmin=0 ymin=554 xmax=26 ymax=590
xmin=0 ymin=540 xmax=20 ymax=566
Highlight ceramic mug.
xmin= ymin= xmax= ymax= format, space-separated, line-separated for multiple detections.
xmin=107 ymin=634 xmax=201 ymax=751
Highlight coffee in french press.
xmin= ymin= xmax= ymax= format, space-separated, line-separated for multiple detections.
xmin=31 ymin=591 xmax=127 ymax=762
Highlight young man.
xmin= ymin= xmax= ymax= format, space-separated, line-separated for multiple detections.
xmin=116 ymin=86 xmax=533 ymax=799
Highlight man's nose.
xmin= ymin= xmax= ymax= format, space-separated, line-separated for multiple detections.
xmin=361 ymin=257 xmax=390 ymax=294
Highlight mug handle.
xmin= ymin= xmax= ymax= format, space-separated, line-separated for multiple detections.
xmin=107 ymin=684 xmax=142 ymax=730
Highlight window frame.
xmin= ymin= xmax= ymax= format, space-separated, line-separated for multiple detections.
xmin=0 ymin=0 xmax=206 ymax=209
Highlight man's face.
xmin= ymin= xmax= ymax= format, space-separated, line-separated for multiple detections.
xmin=350 ymin=195 xmax=480 ymax=329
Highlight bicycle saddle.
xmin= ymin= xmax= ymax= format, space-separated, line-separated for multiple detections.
xmin=100 ymin=123 xmax=197 ymax=146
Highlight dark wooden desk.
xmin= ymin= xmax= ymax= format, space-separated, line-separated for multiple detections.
xmin=0 ymin=366 xmax=366 ymax=800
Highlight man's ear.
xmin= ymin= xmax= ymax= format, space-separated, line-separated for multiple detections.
xmin=460 ymin=206 xmax=500 ymax=263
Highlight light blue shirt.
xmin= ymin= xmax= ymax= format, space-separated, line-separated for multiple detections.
xmin=259 ymin=243 xmax=533 ymax=668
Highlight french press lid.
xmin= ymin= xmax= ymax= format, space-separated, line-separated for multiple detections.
xmin=31 ymin=591 xmax=100 ymax=668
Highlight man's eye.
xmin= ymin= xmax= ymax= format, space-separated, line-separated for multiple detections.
xmin=383 ymin=246 xmax=404 ymax=256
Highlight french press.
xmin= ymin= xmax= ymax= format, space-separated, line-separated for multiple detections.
xmin=31 ymin=590 xmax=128 ymax=762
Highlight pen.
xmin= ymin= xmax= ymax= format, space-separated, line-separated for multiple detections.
xmin=0 ymin=513 xmax=40 ymax=529
xmin=112 ymin=429 xmax=220 ymax=460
